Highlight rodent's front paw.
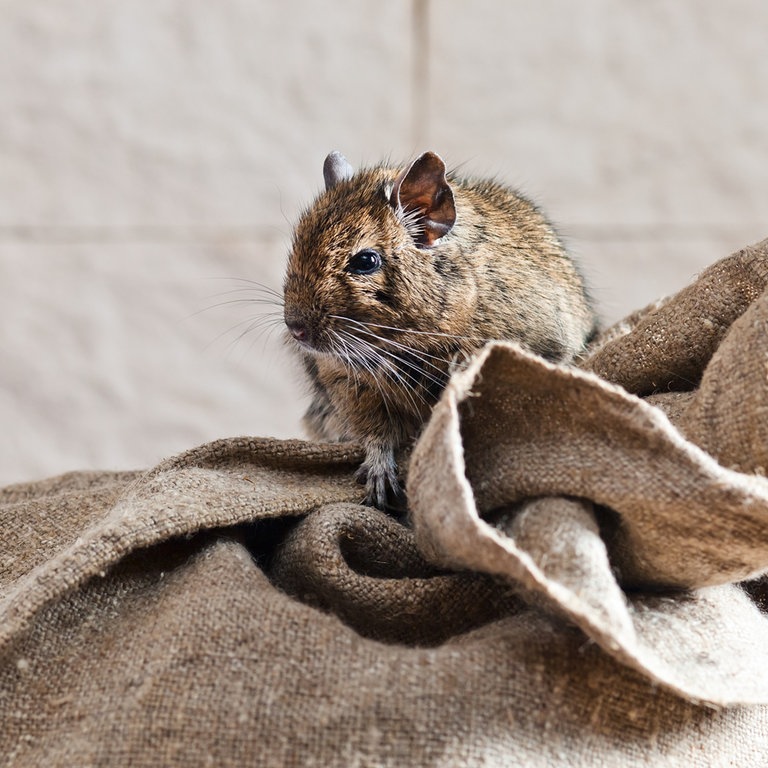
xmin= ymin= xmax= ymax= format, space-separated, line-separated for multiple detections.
xmin=355 ymin=445 xmax=406 ymax=514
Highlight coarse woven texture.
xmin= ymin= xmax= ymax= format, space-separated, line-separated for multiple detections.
xmin=3 ymin=241 xmax=768 ymax=766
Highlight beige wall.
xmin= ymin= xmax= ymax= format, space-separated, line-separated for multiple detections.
xmin=2 ymin=1 xmax=767 ymax=484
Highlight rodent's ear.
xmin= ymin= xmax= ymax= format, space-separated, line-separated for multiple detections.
xmin=390 ymin=152 xmax=456 ymax=247
xmin=323 ymin=151 xmax=354 ymax=190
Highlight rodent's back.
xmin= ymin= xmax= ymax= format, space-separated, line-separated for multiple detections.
xmin=446 ymin=175 xmax=595 ymax=360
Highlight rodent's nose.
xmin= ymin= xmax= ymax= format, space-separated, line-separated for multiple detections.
xmin=286 ymin=319 xmax=307 ymax=342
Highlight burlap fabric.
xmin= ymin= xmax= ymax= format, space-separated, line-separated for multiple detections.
xmin=3 ymin=241 xmax=768 ymax=766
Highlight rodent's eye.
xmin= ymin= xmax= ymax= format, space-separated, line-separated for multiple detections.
xmin=346 ymin=249 xmax=382 ymax=276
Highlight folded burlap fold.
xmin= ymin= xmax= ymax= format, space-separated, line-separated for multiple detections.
xmin=408 ymin=239 xmax=768 ymax=707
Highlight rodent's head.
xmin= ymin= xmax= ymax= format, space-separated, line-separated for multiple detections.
xmin=283 ymin=151 xmax=460 ymax=370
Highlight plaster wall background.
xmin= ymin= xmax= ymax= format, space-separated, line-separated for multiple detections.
xmin=2 ymin=1 xmax=766 ymax=483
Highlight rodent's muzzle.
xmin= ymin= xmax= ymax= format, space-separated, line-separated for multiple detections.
xmin=285 ymin=317 xmax=307 ymax=343
xmin=283 ymin=273 xmax=332 ymax=353
xmin=283 ymin=303 xmax=323 ymax=352
xmin=283 ymin=307 xmax=310 ymax=345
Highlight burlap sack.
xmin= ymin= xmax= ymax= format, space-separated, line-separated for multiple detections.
xmin=3 ymin=240 xmax=768 ymax=766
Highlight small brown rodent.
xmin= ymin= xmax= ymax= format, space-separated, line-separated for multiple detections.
xmin=283 ymin=151 xmax=597 ymax=510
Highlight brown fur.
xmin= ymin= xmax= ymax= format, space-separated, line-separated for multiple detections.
xmin=283 ymin=151 xmax=597 ymax=509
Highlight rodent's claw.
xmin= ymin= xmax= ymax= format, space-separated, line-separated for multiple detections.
xmin=364 ymin=473 xmax=406 ymax=515
xmin=353 ymin=463 xmax=369 ymax=486
xmin=355 ymin=446 xmax=406 ymax=514
xmin=355 ymin=463 xmax=394 ymax=509
xmin=365 ymin=471 xmax=391 ymax=511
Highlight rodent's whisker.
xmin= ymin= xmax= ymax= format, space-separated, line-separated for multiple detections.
xmin=193 ymin=278 xmax=283 ymax=347
xmin=203 ymin=278 xmax=284 ymax=305
xmin=330 ymin=333 xmax=364 ymax=392
xmin=336 ymin=330 xmax=435 ymax=414
xmin=223 ymin=311 xmax=284 ymax=335
xmin=335 ymin=330 xmax=395 ymax=384
xmin=345 ymin=324 xmax=452 ymax=375
xmin=332 ymin=331 xmax=400 ymax=422
xmin=329 ymin=315 xmax=490 ymax=345
xmin=332 ymin=315 xmax=463 ymax=388
xmin=203 ymin=314 xmax=267 ymax=352
xmin=216 ymin=313 xmax=285 ymax=355
xmin=212 ymin=286 xmax=285 ymax=302
xmin=335 ymin=321 xmax=451 ymax=389
xmin=196 ymin=297 xmax=284 ymax=318
xmin=220 ymin=276 xmax=284 ymax=298
xmin=365 ymin=341 xmax=447 ymax=391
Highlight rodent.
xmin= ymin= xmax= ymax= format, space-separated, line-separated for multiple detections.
xmin=282 ymin=150 xmax=598 ymax=510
